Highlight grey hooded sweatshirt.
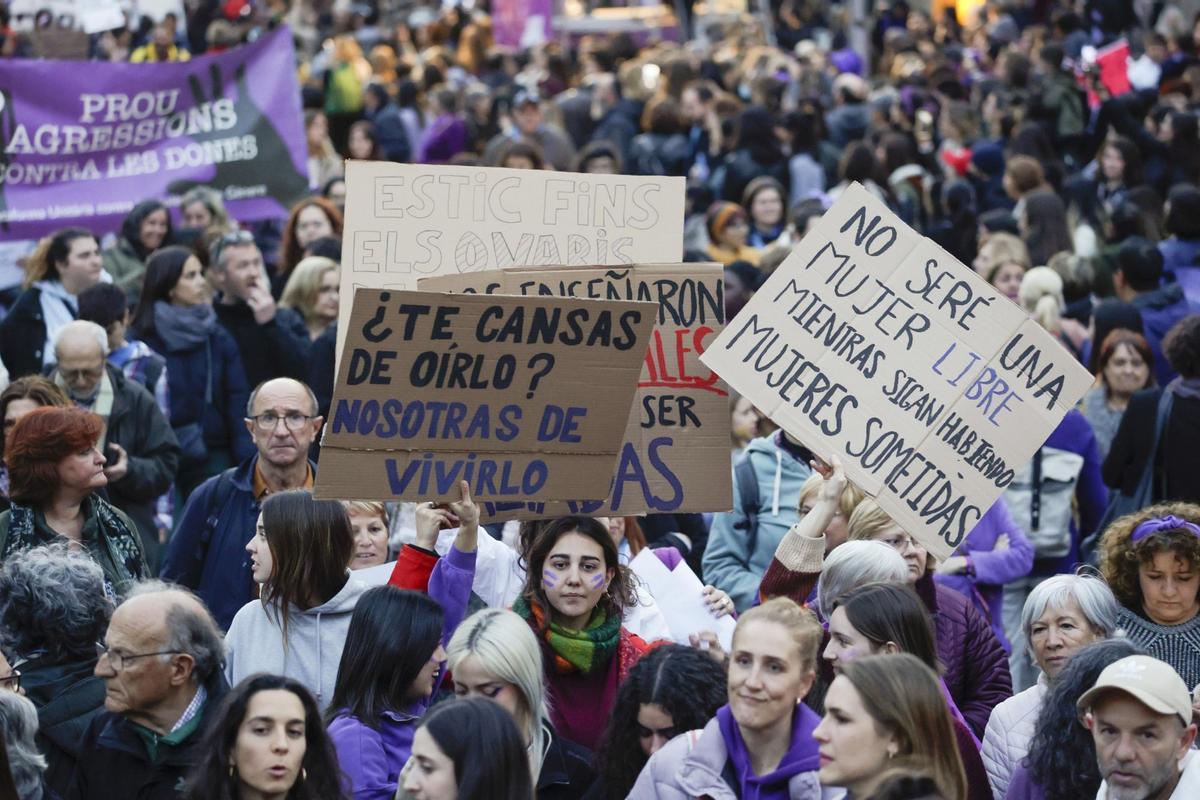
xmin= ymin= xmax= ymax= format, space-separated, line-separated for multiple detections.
xmin=223 ymin=574 xmax=369 ymax=710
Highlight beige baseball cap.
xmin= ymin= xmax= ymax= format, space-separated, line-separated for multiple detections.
xmin=1077 ymin=655 xmax=1193 ymax=725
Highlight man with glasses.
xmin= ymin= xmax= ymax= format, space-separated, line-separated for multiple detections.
xmin=208 ymin=230 xmax=311 ymax=387
xmin=67 ymin=581 xmax=225 ymax=800
xmin=161 ymin=377 xmax=323 ymax=629
xmin=52 ymin=321 xmax=180 ymax=565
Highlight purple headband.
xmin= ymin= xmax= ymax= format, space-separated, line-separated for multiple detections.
xmin=1130 ymin=515 xmax=1200 ymax=543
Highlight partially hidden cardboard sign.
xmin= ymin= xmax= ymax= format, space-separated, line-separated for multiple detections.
xmin=337 ymin=161 xmax=686 ymax=361
xmin=314 ymin=289 xmax=657 ymax=504
xmin=421 ymin=263 xmax=731 ymax=519
xmin=699 ymin=183 xmax=1093 ymax=561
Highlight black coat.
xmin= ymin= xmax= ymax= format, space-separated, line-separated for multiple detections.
xmin=21 ymin=656 xmax=107 ymax=799
xmin=213 ymin=300 xmax=312 ymax=388
xmin=99 ymin=365 xmax=181 ymax=554
xmin=537 ymin=731 xmax=596 ymax=800
xmin=1103 ymin=387 xmax=1200 ymax=504
xmin=0 ymin=286 xmax=50 ymax=379
xmin=64 ymin=670 xmax=229 ymax=800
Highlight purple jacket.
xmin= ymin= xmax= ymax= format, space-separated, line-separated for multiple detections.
xmin=1005 ymin=762 xmax=1046 ymax=800
xmin=417 ymin=113 xmax=469 ymax=164
xmin=916 ymin=571 xmax=1013 ymax=739
xmin=328 ymin=546 xmax=476 ymax=800
xmin=936 ymin=499 xmax=1033 ymax=651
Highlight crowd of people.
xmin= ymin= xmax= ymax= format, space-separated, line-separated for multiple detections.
xmin=3 ymin=0 xmax=1200 ymax=799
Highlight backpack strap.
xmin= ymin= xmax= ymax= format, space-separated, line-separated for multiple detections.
xmin=195 ymin=469 xmax=239 ymax=569
xmin=732 ymin=455 xmax=761 ymax=557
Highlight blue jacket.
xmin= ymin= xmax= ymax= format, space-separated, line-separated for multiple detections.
xmin=160 ymin=455 xmax=312 ymax=629
xmin=1132 ymin=283 xmax=1196 ymax=385
xmin=703 ymin=434 xmax=811 ymax=611
xmin=143 ymin=326 xmax=254 ymax=461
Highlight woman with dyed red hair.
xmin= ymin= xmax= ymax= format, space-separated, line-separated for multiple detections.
xmin=0 ymin=407 xmax=148 ymax=596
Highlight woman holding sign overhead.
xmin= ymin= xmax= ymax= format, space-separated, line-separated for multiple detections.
xmin=512 ymin=515 xmax=663 ymax=749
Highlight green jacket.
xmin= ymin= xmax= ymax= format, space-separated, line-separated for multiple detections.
xmin=101 ymin=239 xmax=147 ymax=307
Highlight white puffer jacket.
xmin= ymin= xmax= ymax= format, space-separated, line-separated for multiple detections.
xmin=981 ymin=677 xmax=1047 ymax=799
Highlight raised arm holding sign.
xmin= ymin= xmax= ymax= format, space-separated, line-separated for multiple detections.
xmin=700 ymin=183 xmax=1093 ymax=562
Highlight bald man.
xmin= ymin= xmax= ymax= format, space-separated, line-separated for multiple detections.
xmin=68 ymin=583 xmax=225 ymax=800
xmin=52 ymin=320 xmax=180 ymax=564
xmin=160 ymin=378 xmax=323 ymax=628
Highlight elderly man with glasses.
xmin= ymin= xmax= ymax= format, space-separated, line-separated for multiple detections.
xmin=67 ymin=581 xmax=226 ymax=800
xmin=161 ymin=377 xmax=323 ymax=629
xmin=208 ymin=230 xmax=312 ymax=388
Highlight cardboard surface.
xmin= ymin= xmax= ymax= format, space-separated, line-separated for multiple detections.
xmin=337 ymin=162 xmax=686 ymax=361
xmin=315 ymin=289 xmax=657 ymax=503
xmin=420 ymin=263 xmax=732 ymax=519
xmin=700 ymin=183 xmax=1093 ymax=561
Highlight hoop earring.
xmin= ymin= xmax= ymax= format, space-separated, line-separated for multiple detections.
xmin=229 ymin=764 xmax=236 ymax=778
xmin=301 ymin=767 xmax=307 ymax=781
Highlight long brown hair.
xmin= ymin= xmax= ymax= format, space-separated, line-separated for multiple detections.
xmin=520 ymin=516 xmax=637 ymax=621
xmin=839 ymin=654 xmax=966 ymax=800
xmin=260 ymin=491 xmax=353 ymax=645
xmin=279 ymin=197 xmax=343 ymax=278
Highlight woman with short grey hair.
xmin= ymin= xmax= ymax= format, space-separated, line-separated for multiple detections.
xmin=0 ymin=691 xmax=49 ymax=800
xmin=980 ymin=572 xmax=1120 ymax=798
xmin=0 ymin=544 xmax=110 ymax=797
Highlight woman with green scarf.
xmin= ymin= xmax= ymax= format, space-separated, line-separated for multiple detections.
xmin=513 ymin=516 xmax=658 ymax=749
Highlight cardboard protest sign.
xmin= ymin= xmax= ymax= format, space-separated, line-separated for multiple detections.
xmin=700 ymin=183 xmax=1093 ymax=561
xmin=337 ymin=162 xmax=685 ymax=359
xmin=314 ymin=289 xmax=657 ymax=504
xmin=0 ymin=26 xmax=308 ymax=237
xmin=421 ymin=263 xmax=731 ymax=519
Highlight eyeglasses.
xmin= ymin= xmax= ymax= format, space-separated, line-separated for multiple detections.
xmin=0 ymin=670 xmax=19 ymax=692
xmin=58 ymin=366 xmax=105 ymax=382
xmin=95 ymin=643 xmax=180 ymax=672
xmin=246 ymin=411 xmax=314 ymax=432
xmin=211 ymin=229 xmax=255 ymax=267
xmin=880 ymin=535 xmax=921 ymax=552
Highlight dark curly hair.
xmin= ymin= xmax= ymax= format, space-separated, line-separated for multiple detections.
xmin=1025 ymin=638 xmax=1142 ymax=800
xmin=1098 ymin=502 xmax=1200 ymax=610
xmin=593 ymin=644 xmax=727 ymax=800
xmin=1164 ymin=315 xmax=1200 ymax=379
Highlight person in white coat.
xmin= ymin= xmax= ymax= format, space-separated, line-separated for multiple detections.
xmin=981 ymin=573 xmax=1120 ymax=798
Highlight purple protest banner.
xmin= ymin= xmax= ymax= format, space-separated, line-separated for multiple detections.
xmin=493 ymin=0 xmax=554 ymax=48
xmin=0 ymin=26 xmax=310 ymax=238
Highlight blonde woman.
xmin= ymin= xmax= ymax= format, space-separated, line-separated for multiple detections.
xmin=1018 ymin=266 xmax=1065 ymax=337
xmin=342 ymin=500 xmax=390 ymax=570
xmin=280 ymin=256 xmax=340 ymax=340
xmin=973 ymin=231 xmax=1030 ymax=278
xmin=447 ymin=608 xmax=595 ymax=797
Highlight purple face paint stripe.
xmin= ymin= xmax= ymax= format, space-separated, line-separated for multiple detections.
xmin=589 ymin=574 xmax=605 ymax=589
xmin=542 ymin=569 xmax=559 ymax=588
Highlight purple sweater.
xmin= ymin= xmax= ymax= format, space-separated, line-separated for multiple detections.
xmin=936 ymin=499 xmax=1033 ymax=651
xmin=327 ymin=546 xmax=476 ymax=800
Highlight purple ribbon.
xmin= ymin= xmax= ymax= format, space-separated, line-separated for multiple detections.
xmin=1130 ymin=515 xmax=1200 ymax=543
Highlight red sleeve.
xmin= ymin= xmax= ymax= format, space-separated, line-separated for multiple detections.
xmin=388 ymin=545 xmax=438 ymax=592
xmin=758 ymin=556 xmax=820 ymax=607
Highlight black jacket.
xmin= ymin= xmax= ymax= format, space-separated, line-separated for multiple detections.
xmin=0 ymin=286 xmax=50 ymax=379
xmin=538 ymin=731 xmax=596 ymax=800
xmin=99 ymin=365 xmax=181 ymax=552
xmin=1103 ymin=387 xmax=1200 ymax=504
xmin=64 ymin=669 xmax=229 ymax=800
xmin=213 ymin=299 xmax=312 ymax=387
xmin=21 ymin=656 xmax=107 ymax=799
